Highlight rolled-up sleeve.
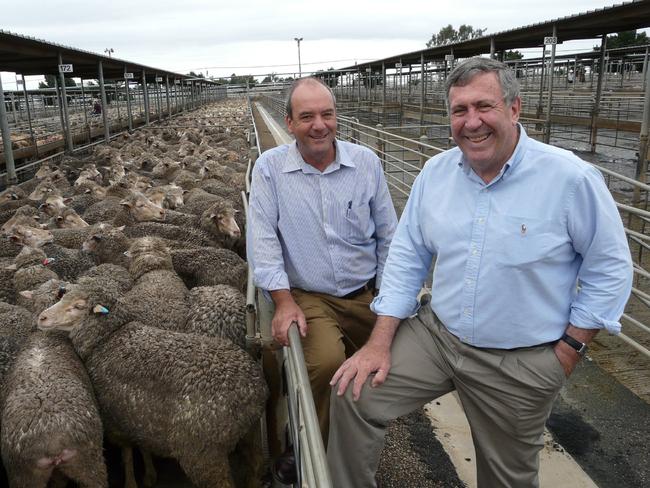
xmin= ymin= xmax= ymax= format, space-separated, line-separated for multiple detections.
xmin=247 ymin=159 xmax=290 ymax=292
xmin=371 ymin=169 xmax=434 ymax=319
xmin=567 ymin=166 xmax=633 ymax=334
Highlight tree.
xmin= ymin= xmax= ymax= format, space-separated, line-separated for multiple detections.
xmin=504 ymin=50 xmax=524 ymax=61
xmin=38 ymin=74 xmax=76 ymax=89
xmin=594 ymin=30 xmax=649 ymax=50
xmin=426 ymin=24 xmax=486 ymax=48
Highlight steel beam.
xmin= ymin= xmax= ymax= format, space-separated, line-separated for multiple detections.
xmin=58 ymin=52 xmax=73 ymax=152
xmin=98 ymin=61 xmax=110 ymax=143
xmin=0 ymin=75 xmax=17 ymax=183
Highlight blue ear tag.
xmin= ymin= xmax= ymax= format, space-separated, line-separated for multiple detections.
xmin=93 ymin=305 xmax=110 ymax=315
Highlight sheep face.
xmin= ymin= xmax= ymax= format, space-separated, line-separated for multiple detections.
xmin=120 ymin=194 xmax=165 ymax=222
xmin=19 ymin=279 xmax=67 ymax=315
xmin=152 ymin=160 xmax=181 ymax=179
xmin=55 ymin=210 xmax=89 ymax=229
xmin=211 ymin=208 xmax=241 ymax=239
xmin=39 ymin=196 xmax=72 ymax=216
xmin=34 ymin=163 xmax=52 ymax=179
xmin=38 ymin=289 xmax=91 ymax=332
xmin=9 ymin=225 xmax=53 ymax=248
xmin=28 ymin=182 xmax=58 ymax=201
xmin=0 ymin=186 xmax=24 ymax=201
xmin=2 ymin=213 xmax=41 ymax=235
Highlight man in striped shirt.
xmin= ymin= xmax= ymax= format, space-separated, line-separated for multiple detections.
xmin=248 ymin=77 xmax=397 ymax=480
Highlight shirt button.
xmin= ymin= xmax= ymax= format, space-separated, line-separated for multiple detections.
xmin=465 ymin=279 xmax=472 ymax=285
xmin=478 ymin=218 xmax=484 ymax=224
xmin=463 ymin=308 xmax=471 ymax=316
xmin=472 ymin=249 xmax=478 ymax=256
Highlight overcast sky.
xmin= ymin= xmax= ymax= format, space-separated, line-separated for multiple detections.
xmin=1 ymin=0 xmax=645 ymax=88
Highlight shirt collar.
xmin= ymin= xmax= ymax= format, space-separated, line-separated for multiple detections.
xmin=457 ymin=123 xmax=529 ymax=185
xmin=281 ymin=140 xmax=355 ymax=174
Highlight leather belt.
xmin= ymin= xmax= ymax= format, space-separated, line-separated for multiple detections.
xmin=342 ymin=278 xmax=376 ymax=299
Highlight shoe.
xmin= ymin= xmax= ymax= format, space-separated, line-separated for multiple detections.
xmin=272 ymin=446 xmax=297 ymax=485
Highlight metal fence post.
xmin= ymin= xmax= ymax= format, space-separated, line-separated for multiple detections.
xmin=0 ymin=75 xmax=17 ymax=184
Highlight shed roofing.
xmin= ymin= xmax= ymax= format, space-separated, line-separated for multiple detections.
xmin=0 ymin=29 xmax=210 ymax=82
xmin=339 ymin=0 xmax=650 ymax=71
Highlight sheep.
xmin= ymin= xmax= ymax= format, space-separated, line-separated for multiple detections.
xmin=47 ymin=207 xmax=89 ymax=230
xmin=16 ymin=278 xmax=68 ymax=316
xmin=186 ymin=284 xmax=246 ymax=349
xmin=11 ymin=246 xmax=58 ymax=293
xmin=50 ymin=223 xmax=112 ymax=249
xmin=119 ymin=237 xmax=190 ymax=332
xmin=38 ymin=195 xmax=74 ymax=217
xmin=83 ymin=192 xmax=165 ymax=226
xmin=0 ymin=302 xmax=36 ymax=346
xmin=37 ymin=275 xmax=268 ymax=488
xmin=0 ymin=261 xmax=15 ymax=304
xmin=1 ymin=331 xmax=108 ymax=488
xmin=7 ymin=224 xmax=53 ymax=249
xmin=81 ymin=226 xmax=131 ymax=268
xmin=171 ymin=246 xmax=247 ymax=292
xmin=145 ymin=184 xmax=184 ymax=210
xmin=28 ymin=179 xmax=61 ymax=201
xmin=38 ymin=242 xmax=95 ymax=281
xmin=123 ymin=221 xmax=216 ymax=249
xmin=0 ymin=186 xmax=26 ymax=203
xmin=1 ymin=205 xmax=41 ymax=234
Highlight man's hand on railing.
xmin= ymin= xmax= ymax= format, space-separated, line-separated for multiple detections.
xmin=270 ymin=290 xmax=307 ymax=347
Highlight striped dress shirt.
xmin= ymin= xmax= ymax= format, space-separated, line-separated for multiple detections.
xmin=247 ymin=140 xmax=397 ymax=297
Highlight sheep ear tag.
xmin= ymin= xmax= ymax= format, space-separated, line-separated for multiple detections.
xmin=93 ymin=305 xmax=110 ymax=315
xmin=43 ymin=257 xmax=55 ymax=265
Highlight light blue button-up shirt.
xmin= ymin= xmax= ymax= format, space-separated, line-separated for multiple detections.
xmin=372 ymin=126 xmax=632 ymax=348
xmin=248 ymin=140 xmax=397 ymax=297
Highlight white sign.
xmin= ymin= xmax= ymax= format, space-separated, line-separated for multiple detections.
xmin=155 ymin=77 xmax=163 ymax=82
xmin=544 ymin=37 xmax=557 ymax=45
xmin=124 ymin=72 xmax=134 ymax=79
xmin=58 ymin=64 xmax=73 ymax=73
xmin=174 ymin=79 xmax=181 ymax=84
xmin=395 ymin=62 xmax=402 ymax=68
xmin=186 ymin=80 xmax=192 ymax=85
xmin=445 ymin=54 xmax=454 ymax=61
xmin=366 ymin=68 xmax=372 ymax=72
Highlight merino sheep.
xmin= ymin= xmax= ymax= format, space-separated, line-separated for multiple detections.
xmin=0 ymin=302 xmax=36 ymax=346
xmin=0 ymin=186 xmax=26 ymax=203
xmin=47 ymin=208 xmax=89 ymax=229
xmin=1 ymin=331 xmax=108 ymax=488
xmin=171 ymin=246 xmax=247 ymax=292
xmin=1 ymin=205 xmax=40 ymax=233
xmin=37 ymin=276 xmax=267 ymax=488
xmin=16 ymin=278 xmax=68 ymax=316
xmin=11 ymin=246 xmax=58 ymax=293
xmin=186 ymin=284 xmax=246 ymax=349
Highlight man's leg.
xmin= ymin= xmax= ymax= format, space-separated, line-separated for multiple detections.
xmin=328 ymin=307 xmax=455 ymax=488
xmin=330 ymin=288 xmax=377 ymax=355
xmin=450 ymin=338 xmax=567 ymax=488
xmin=291 ymin=289 xmax=349 ymax=445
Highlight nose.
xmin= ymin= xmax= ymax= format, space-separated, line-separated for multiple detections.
xmin=312 ymin=115 xmax=326 ymax=131
xmin=464 ymin=108 xmax=482 ymax=131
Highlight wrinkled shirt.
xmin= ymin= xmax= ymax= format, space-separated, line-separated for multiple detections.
xmin=248 ymin=140 xmax=397 ymax=297
xmin=372 ymin=126 xmax=632 ymax=348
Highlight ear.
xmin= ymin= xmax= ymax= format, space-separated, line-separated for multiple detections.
xmin=93 ymin=304 xmax=110 ymax=315
xmin=116 ymin=225 xmax=126 ymax=232
xmin=5 ymin=264 xmax=17 ymax=271
xmin=56 ymin=216 xmax=64 ymax=222
xmin=19 ymin=290 xmax=34 ymax=299
xmin=119 ymin=199 xmax=133 ymax=209
xmin=64 ymin=197 xmax=74 ymax=204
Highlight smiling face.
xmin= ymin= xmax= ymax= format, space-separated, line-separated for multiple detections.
xmin=285 ymin=81 xmax=337 ymax=170
xmin=449 ymin=71 xmax=521 ymax=182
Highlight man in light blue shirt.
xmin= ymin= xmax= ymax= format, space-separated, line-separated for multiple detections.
xmin=247 ymin=77 xmax=397 ymax=482
xmin=327 ymin=58 xmax=632 ymax=487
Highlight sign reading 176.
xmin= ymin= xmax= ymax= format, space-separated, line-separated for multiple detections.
xmin=58 ymin=64 xmax=73 ymax=73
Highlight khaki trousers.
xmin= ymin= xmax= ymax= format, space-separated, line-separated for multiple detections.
xmin=291 ymin=288 xmax=376 ymax=446
xmin=327 ymin=306 xmax=566 ymax=488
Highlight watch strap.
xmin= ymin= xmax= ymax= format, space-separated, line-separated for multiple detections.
xmin=561 ymin=333 xmax=587 ymax=357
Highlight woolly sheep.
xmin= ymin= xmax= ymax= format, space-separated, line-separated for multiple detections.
xmin=171 ymin=246 xmax=247 ymax=292
xmin=1 ymin=205 xmax=40 ymax=232
xmin=11 ymin=246 xmax=58 ymax=293
xmin=1 ymin=331 xmax=108 ymax=488
xmin=37 ymin=276 xmax=267 ymax=488
xmin=47 ymin=208 xmax=89 ymax=229
xmin=16 ymin=278 xmax=68 ymax=316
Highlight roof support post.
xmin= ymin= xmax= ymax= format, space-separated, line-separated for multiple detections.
xmin=490 ymin=37 xmax=496 ymax=59
xmin=634 ymin=54 xmax=650 ymax=205
xmin=54 ymin=77 xmax=68 ymax=152
xmin=142 ymin=70 xmax=150 ymax=125
xmin=382 ymin=63 xmax=386 ymax=126
xmin=0 ymin=75 xmax=17 ymax=184
xmin=420 ymin=53 xmax=425 ymax=134
xmin=590 ymin=35 xmax=607 ymax=153
xmin=642 ymin=48 xmax=648 ymax=89
xmin=536 ymin=47 xmax=547 ymax=125
xmin=544 ymin=24 xmax=557 ymax=144
xmin=165 ymin=76 xmax=171 ymax=119
xmin=79 ymin=78 xmax=89 ymax=141
xmin=156 ymin=76 xmax=162 ymax=121
xmin=58 ymin=53 xmax=74 ymax=152
xmin=21 ymin=74 xmax=38 ymax=159
xmin=124 ymin=67 xmax=133 ymax=133
xmin=98 ymin=60 xmax=110 ymax=143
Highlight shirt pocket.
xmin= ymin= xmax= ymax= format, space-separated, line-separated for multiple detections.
xmin=342 ymin=200 xmax=371 ymax=244
xmin=494 ymin=215 xmax=565 ymax=267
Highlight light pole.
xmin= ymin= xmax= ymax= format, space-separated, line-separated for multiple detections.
xmin=294 ymin=37 xmax=303 ymax=78
xmin=104 ymin=48 xmax=114 ymax=58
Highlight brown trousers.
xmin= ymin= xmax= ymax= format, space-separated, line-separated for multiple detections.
xmin=291 ymin=288 xmax=376 ymax=446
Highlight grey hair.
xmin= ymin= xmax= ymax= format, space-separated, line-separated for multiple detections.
xmin=285 ymin=77 xmax=337 ymax=119
xmin=444 ymin=57 xmax=520 ymax=109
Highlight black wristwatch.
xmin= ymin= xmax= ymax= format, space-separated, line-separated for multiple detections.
xmin=560 ymin=333 xmax=588 ymax=357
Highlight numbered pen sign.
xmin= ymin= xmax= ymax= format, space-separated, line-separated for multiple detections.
xmin=445 ymin=54 xmax=455 ymax=61
xmin=395 ymin=62 xmax=402 ymax=68
xmin=186 ymin=81 xmax=192 ymax=85
xmin=175 ymin=80 xmax=181 ymax=84
xmin=58 ymin=64 xmax=73 ymax=73
xmin=155 ymin=77 xmax=163 ymax=82
xmin=544 ymin=37 xmax=557 ymax=45
xmin=124 ymin=72 xmax=134 ymax=79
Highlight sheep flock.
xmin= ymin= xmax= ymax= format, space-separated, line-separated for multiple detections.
xmin=0 ymin=98 xmax=269 ymax=488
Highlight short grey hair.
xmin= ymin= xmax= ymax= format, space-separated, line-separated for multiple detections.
xmin=444 ymin=57 xmax=520 ymax=109
xmin=285 ymin=77 xmax=336 ymax=119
